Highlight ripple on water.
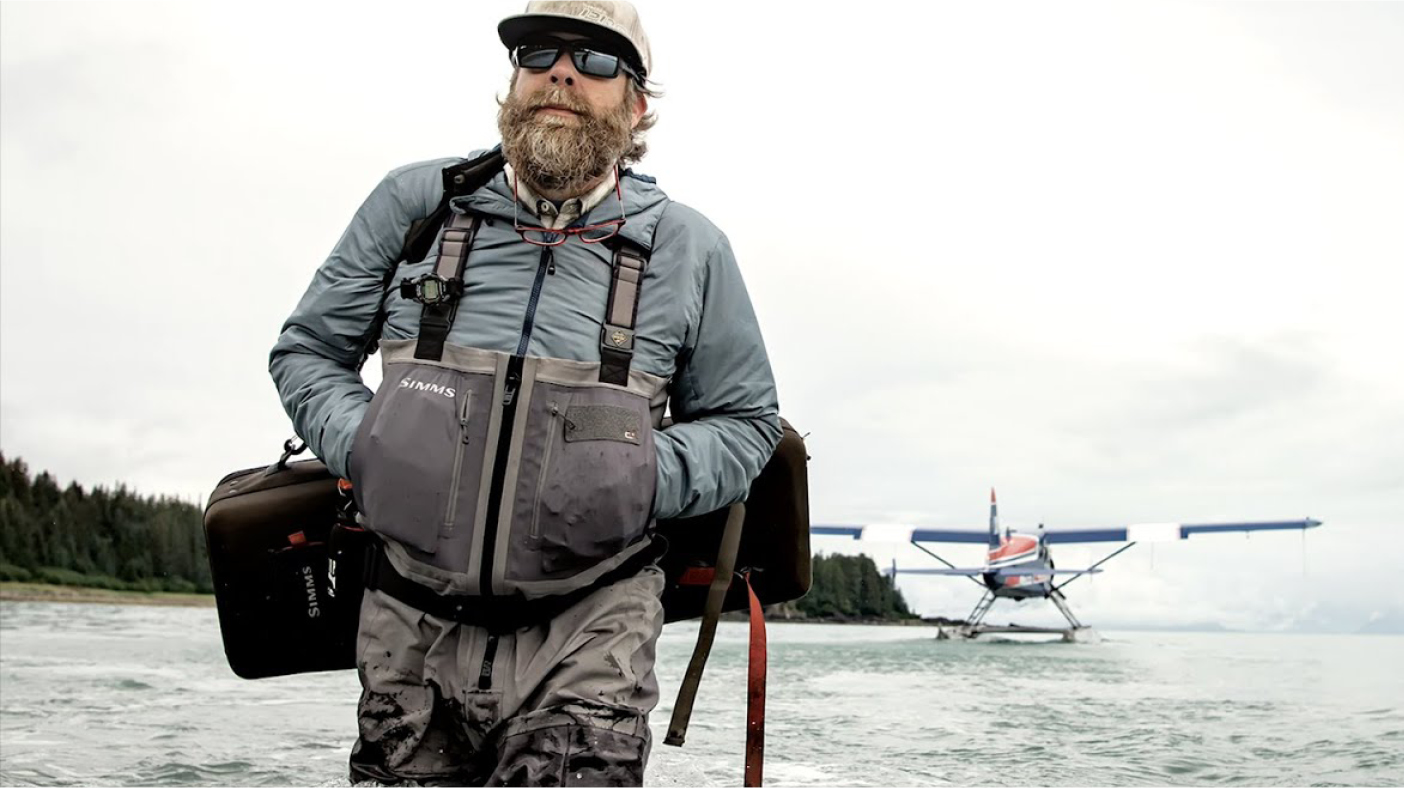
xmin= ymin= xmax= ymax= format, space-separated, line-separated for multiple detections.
xmin=131 ymin=760 xmax=293 ymax=787
xmin=1162 ymin=757 xmax=1211 ymax=776
xmin=0 ymin=767 xmax=80 ymax=788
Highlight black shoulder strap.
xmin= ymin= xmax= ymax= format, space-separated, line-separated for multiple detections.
xmin=356 ymin=148 xmax=506 ymax=369
xmin=401 ymin=149 xmax=506 ymax=267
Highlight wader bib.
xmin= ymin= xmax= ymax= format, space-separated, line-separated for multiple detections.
xmin=348 ymin=210 xmax=666 ymax=606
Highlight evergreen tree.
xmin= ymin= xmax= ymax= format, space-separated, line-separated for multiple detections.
xmin=0 ymin=453 xmax=211 ymax=593
xmin=795 ymin=552 xmax=915 ymax=620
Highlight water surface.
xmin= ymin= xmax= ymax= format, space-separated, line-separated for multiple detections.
xmin=2 ymin=601 xmax=1401 ymax=786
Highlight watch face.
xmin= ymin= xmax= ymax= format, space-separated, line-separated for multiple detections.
xmin=421 ymin=278 xmax=442 ymax=302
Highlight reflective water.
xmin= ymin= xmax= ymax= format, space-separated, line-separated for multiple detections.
xmin=2 ymin=601 xmax=1401 ymax=786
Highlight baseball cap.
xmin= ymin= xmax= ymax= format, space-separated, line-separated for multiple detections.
xmin=499 ymin=1 xmax=651 ymax=81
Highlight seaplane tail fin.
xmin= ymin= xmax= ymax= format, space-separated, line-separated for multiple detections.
xmin=989 ymin=488 xmax=1000 ymax=549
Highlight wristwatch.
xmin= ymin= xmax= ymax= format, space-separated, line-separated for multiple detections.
xmin=399 ymin=274 xmax=462 ymax=306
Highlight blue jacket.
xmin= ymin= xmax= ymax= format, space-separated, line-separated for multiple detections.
xmin=270 ymin=154 xmax=780 ymax=524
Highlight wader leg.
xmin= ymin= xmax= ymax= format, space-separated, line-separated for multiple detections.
xmin=349 ymin=589 xmax=499 ymax=785
xmin=488 ymin=718 xmax=650 ymax=787
xmin=348 ymin=681 xmax=491 ymax=787
xmin=487 ymin=567 xmax=665 ymax=787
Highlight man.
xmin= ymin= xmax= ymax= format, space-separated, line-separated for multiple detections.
xmin=269 ymin=2 xmax=780 ymax=784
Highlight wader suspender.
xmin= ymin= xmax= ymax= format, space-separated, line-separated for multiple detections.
xmin=409 ymin=212 xmax=481 ymax=362
xmin=404 ymin=218 xmax=650 ymax=373
xmin=358 ymin=148 xmax=506 ymax=370
xmin=599 ymin=242 xmax=647 ymax=385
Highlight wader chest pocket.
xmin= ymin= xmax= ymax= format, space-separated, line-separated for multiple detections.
xmin=563 ymin=405 xmax=642 ymax=445
xmin=350 ymin=364 xmax=491 ymax=555
xmin=512 ymin=387 xmax=657 ymax=580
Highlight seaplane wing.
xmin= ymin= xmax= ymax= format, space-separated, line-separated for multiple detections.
xmin=812 ymin=519 xmax=1322 ymax=544
xmin=811 ymin=525 xmax=990 ymax=544
xmin=1041 ymin=519 xmax=1323 ymax=544
xmin=893 ymin=567 xmax=1103 ymax=576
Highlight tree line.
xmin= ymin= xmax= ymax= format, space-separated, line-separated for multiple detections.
xmin=789 ymin=552 xmax=916 ymax=620
xmin=0 ymin=453 xmax=211 ymax=593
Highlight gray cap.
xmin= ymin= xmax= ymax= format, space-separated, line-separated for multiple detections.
xmin=499 ymin=1 xmax=651 ymax=80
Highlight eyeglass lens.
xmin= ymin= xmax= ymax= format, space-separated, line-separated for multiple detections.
xmin=516 ymin=45 xmax=623 ymax=79
xmin=516 ymin=222 xmax=621 ymax=246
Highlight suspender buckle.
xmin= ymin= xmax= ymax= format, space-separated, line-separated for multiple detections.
xmin=399 ymin=274 xmax=463 ymax=306
xmin=601 ymin=324 xmax=635 ymax=351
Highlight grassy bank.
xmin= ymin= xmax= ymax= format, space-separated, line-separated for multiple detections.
xmin=0 ymin=581 xmax=215 ymax=607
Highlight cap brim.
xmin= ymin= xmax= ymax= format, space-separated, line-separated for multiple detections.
xmin=498 ymin=14 xmax=646 ymax=78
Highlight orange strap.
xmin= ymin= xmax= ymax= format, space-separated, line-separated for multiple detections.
xmin=744 ymin=572 xmax=767 ymax=788
xmin=677 ymin=566 xmax=715 ymax=586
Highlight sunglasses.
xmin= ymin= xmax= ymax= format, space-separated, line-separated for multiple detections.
xmin=511 ymin=40 xmax=642 ymax=83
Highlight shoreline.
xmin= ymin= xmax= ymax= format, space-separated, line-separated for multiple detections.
xmin=0 ymin=582 xmax=216 ymax=608
xmin=0 ymin=583 xmax=959 ymax=626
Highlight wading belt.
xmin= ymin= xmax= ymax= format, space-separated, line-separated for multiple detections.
xmin=362 ymin=539 xmax=665 ymax=635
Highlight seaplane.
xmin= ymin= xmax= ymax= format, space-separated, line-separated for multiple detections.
xmin=812 ymin=490 xmax=1322 ymax=642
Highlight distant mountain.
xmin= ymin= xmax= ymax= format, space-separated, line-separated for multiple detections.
xmin=1357 ymin=609 xmax=1404 ymax=635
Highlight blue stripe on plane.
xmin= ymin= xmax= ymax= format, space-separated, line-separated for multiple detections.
xmin=910 ymin=528 xmax=1134 ymax=544
xmin=1042 ymin=528 xmax=1130 ymax=544
xmin=810 ymin=525 xmax=865 ymax=539
xmin=893 ymin=567 xmax=987 ymax=575
xmin=909 ymin=529 xmax=991 ymax=544
xmin=1179 ymin=519 xmax=1321 ymax=538
xmin=893 ymin=567 xmax=1102 ymax=577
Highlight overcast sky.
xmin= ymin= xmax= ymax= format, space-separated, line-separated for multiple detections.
xmin=2 ymin=1 xmax=1401 ymax=630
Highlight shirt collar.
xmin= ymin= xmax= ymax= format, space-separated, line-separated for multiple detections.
xmin=504 ymin=163 xmax=620 ymax=231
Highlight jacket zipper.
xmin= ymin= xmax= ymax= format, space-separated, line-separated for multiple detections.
xmin=441 ymin=389 xmax=473 ymax=535
xmin=480 ymin=246 xmax=554 ymax=596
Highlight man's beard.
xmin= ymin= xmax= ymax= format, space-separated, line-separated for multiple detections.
xmin=498 ymin=85 xmax=634 ymax=197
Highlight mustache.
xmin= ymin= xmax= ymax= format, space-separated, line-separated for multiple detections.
xmin=520 ymin=87 xmax=593 ymax=117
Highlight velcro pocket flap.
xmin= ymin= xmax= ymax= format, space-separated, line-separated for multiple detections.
xmin=564 ymin=404 xmax=641 ymax=445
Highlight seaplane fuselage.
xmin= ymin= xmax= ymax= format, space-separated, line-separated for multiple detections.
xmin=983 ymin=530 xmax=1056 ymax=599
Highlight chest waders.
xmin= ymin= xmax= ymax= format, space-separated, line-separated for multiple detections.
xmin=203 ymin=150 xmax=810 ymax=785
xmin=349 ymin=206 xmax=667 ymax=610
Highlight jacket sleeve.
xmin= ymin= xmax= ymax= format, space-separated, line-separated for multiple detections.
xmin=268 ymin=168 xmax=427 ymax=479
xmin=652 ymin=233 xmax=782 ymax=521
